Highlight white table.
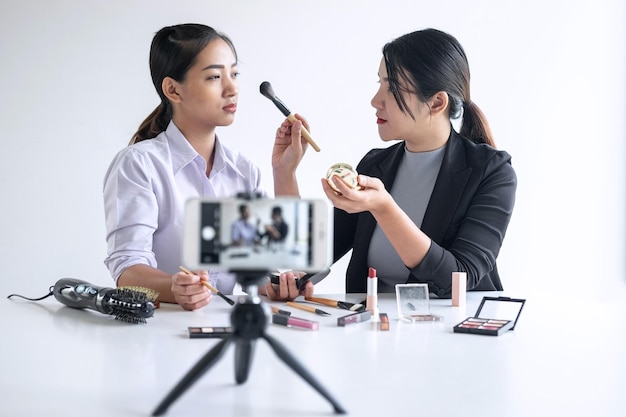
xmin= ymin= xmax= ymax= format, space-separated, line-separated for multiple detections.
xmin=1 ymin=288 xmax=625 ymax=417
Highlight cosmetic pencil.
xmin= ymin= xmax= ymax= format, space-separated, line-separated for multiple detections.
xmin=285 ymin=301 xmax=331 ymax=316
xmin=271 ymin=306 xmax=291 ymax=316
xmin=179 ymin=266 xmax=235 ymax=306
xmin=272 ymin=313 xmax=319 ymax=330
xmin=304 ymin=296 xmax=365 ymax=312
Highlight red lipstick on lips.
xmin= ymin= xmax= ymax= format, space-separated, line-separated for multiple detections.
xmin=376 ymin=116 xmax=387 ymax=124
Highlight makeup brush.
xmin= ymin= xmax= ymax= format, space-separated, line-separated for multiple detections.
xmin=286 ymin=301 xmax=331 ymax=316
xmin=304 ymin=296 xmax=365 ymax=312
xmin=271 ymin=305 xmax=291 ymax=316
xmin=179 ymin=266 xmax=235 ymax=306
xmin=259 ymin=81 xmax=321 ymax=152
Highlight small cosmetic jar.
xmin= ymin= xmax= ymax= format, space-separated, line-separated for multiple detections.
xmin=326 ymin=163 xmax=359 ymax=192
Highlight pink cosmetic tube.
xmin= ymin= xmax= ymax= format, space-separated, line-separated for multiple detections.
xmin=452 ymin=272 xmax=467 ymax=307
xmin=272 ymin=313 xmax=319 ymax=330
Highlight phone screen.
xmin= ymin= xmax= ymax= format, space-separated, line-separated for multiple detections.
xmin=185 ymin=198 xmax=329 ymax=271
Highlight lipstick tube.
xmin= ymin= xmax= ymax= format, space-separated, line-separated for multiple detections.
xmin=366 ymin=267 xmax=379 ymax=317
xmin=272 ymin=313 xmax=319 ymax=330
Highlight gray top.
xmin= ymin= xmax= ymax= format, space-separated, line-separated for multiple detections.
xmin=367 ymin=143 xmax=446 ymax=292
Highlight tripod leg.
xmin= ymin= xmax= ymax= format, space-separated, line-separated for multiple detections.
xmin=152 ymin=336 xmax=233 ymax=416
xmin=234 ymin=339 xmax=256 ymax=384
xmin=262 ymin=334 xmax=347 ymax=414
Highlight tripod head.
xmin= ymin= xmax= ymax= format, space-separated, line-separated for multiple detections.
xmin=232 ymin=269 xmax=271 ymax=289
xmin=231 ymin=270 xmax=271 ymax=306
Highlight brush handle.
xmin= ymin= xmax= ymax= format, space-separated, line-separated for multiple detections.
xmin=305 ymin=297 xmax=365 ymax=312
xmin=286 ymin=114 xmax=320 ymax=152
xmin=304 ymin=296 xmax=337 ymax=308
xmin=271 ymin=306 xmax=291 ymax=316
xmin=179 ymin=266 xmax=235 ymax=306
xmin=202 ymin=281 xmax=235 ymax=306
xmin=261 ymin=81 xmax=321 ymax=152
xmin=286 ymin=301 xmax=330 ymax=316
xmin=53 ymin=278 xmax=113 ymax=313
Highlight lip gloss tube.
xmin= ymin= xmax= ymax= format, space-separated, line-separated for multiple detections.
xmin=337 ymin=310 xmax=372 ymax=326
xmin=272 ymin=313 xmax=319 ymax=330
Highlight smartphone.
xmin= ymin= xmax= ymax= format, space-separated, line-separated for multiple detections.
xmin=183 ymin=197 xmax=332 ymax=272
xmin=269 ymin=268 xmax=331 ymax=290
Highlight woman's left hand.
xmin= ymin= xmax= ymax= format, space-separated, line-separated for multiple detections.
xmin=321 ymin=174 xmax=393 ymax=215
xmin=263 ymin=271 xmax=314 ymax=301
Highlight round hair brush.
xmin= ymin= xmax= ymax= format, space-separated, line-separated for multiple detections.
xmin=259 ymin=81 xmax=321 ymax=152
xmin=8 ymin=278 xmax=159 ymax=324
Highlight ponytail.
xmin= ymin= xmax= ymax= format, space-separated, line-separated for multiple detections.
xmin=129 ymin=101 xmax=172 ymax=145
xmin=383 ymin=29 xmax=497 ymax=149
xmin=460 ymin=101 xmax=495 ymax=148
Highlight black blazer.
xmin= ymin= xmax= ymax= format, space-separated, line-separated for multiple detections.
xmin=333 ymin=130 xmax=517 ymax=297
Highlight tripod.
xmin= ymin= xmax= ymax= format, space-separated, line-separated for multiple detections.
xmin=152 ymin=271 xmax=346 ymax=415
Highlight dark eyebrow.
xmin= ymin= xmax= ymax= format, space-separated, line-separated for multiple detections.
xmin=201 ymin=63 xmax=238 ymax=71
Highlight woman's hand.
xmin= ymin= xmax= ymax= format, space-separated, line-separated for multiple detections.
xmin=324 ymin=173 xmax=431 ymax=269
xmin=171 ymin=270 xmax=213 ymax=311
xmin=272 ymin=114 xmax=310 ymax=172
xmin=321 ymin=174 xmax=393 ymax=215
xmin=262 ymin=271 xmax=314 ymax=301
xmin=272 ymin=114 xmax=310 ymax=196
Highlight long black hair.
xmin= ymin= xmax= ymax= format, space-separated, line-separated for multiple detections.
xmin=382 ymin=28 xmax=495 ymax=147
xmin=130 ymin=24 xmax=237 ymax=144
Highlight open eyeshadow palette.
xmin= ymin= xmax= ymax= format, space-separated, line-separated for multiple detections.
xmin=453 ymin=296 xmax=526 ymax=336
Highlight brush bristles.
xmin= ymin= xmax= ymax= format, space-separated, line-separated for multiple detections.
xmin=115 ymin=312 xmax=148 ymax=324
xmin=110 ymin=286 xmax=159 ymax=324
xmin=119 ymin=286 xmax=159 ymax=302
xmin=259 ymin=81 xmax=291 ymax=117
xmin=259 ymin=81 xmax=276 ymax=100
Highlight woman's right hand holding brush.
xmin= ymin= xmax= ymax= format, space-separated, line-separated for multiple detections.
xmin=171 ymin=269 xmax=213 ymax=311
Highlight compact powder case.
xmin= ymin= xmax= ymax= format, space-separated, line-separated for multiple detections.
xmin=326 ymin=163 xmax=359 ymax=192
xmin=453 ymin=296 xmax=526 ymax=336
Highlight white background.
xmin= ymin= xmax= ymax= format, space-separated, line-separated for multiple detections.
xmin=0 ymin=0 xmax=624 ymax=301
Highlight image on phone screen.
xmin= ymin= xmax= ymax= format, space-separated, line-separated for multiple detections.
xmin=183 ymin=198 xmax=331 ymax=272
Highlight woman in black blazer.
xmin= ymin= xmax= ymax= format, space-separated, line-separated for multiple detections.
xmin=268 ymin=28 xmax=516 ymax=299
xmin=333 ymin=128 xmax=516 ymax=297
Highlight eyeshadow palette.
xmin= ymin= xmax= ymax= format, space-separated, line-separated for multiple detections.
xmin=453 ymin=317 xmax=514 ymax=336
xmin=453 ymin=296 xmax=525 ymax=337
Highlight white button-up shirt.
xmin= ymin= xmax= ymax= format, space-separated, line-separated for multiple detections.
xmin=103 ymin=121 xmax=266 ymax=293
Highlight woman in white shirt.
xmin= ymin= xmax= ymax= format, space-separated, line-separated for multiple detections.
xmin=103 ymin=24 xmax=309 ymax=310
